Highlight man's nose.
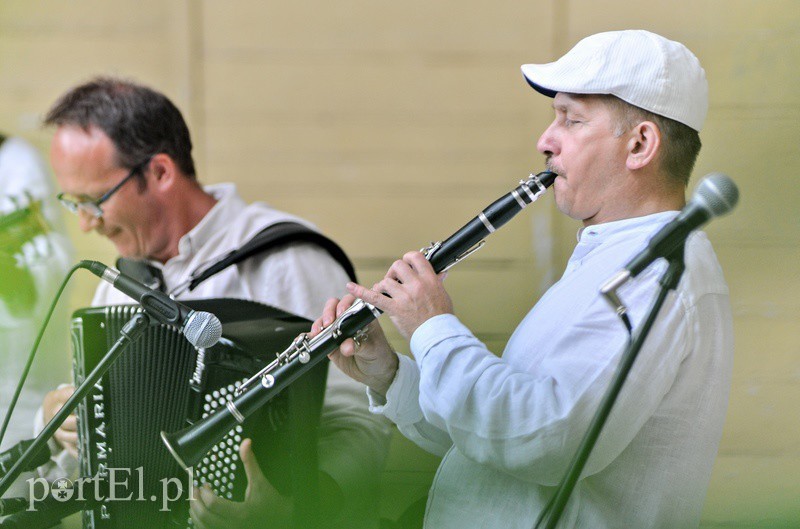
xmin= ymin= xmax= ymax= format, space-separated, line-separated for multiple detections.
xmin=536 ymin=121 xmax=559 ymax=157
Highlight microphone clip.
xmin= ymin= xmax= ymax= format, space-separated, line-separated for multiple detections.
xmin=600 ymin=242 xmax=688 ymax=335
xmin=600 ymin=269 xmax=631 ymax=318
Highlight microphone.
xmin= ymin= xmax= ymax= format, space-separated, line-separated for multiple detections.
xmin=600 ymin=173 xmax=739 ymax=309
xmin=0 ymin=439 xmax=50 ymax=478
xmin=80 ymin=260 xmax=222 ymax=348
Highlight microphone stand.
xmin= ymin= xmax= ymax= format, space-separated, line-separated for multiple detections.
xmin=0 ymin=476 xmax=101 ymax=528
xmin=535 ymin=245 xmax=686 ymax=529
xmin=0 ymin=312 xmax=151 ymax=498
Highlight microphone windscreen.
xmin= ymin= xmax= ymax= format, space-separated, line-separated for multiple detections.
xmin=184 ymin=311 xmax=223 ymax=349
xmin=695 ymin=173 xmax=739 ymax=217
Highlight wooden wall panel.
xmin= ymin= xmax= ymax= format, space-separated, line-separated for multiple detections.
xmin=197 ymin=0 xmax=560 ymax=353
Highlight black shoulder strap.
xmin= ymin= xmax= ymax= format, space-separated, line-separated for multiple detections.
xmin=187 ymin=222 xmax=357 ymax=291
xmin=0 ymin=133 xmax=7 ymax=147
xmin=116 ymin=257 xmax=165 ymax=291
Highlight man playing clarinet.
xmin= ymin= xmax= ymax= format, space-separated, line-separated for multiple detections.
xmin=314 ymin=30 xmax=733 ymax=529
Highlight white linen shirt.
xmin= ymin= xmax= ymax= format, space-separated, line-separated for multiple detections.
xmin=42 ymin=183 xmax=391 ymax=528
xmin=370 ymin=211 xmax=733 ymax=529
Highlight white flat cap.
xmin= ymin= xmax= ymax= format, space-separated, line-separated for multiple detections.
xmin=521 ymin=30 xmax=708 ymax=131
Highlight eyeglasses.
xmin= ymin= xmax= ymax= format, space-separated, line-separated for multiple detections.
xmin=57 ymin=157 xmax=152 ymax=219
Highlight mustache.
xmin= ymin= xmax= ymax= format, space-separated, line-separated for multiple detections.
xmin=545 ymin=158 xmax=562 ymax=177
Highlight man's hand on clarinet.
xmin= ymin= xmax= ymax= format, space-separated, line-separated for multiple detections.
xmin=350 ymin=250 xmax=453 ymax=341
xmin=312 ymin=251 xmax=453 ymax=397
xmin=310 ymin=295 xmax=398 ymax=397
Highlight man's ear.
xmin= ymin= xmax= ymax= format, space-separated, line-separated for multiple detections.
xmin=625 ymin=121 xmax=661 ymax=171
xmin=147 ymin=153 xmax=180 ymax=190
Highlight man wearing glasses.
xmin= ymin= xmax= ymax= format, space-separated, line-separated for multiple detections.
xmin=56 ymin=156 xmax=153 ymax=220
xmin=36 ymin=77 xmax=390 ymax=529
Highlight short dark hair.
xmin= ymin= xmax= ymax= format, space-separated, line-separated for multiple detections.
xmin=600 ymin=95 xmax=701 ymax=187
xmin=44 ymin=76 xmax=196 ymax=180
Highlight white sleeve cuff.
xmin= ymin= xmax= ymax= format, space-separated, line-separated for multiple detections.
xmin=366 ymin=352 xmax=424 ymax=427
xmin=409 ymin=313 xmax=465 ymax=365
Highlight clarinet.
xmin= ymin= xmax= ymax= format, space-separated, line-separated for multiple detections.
xmin=161 ymin=170 xmax=557 ymax=469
